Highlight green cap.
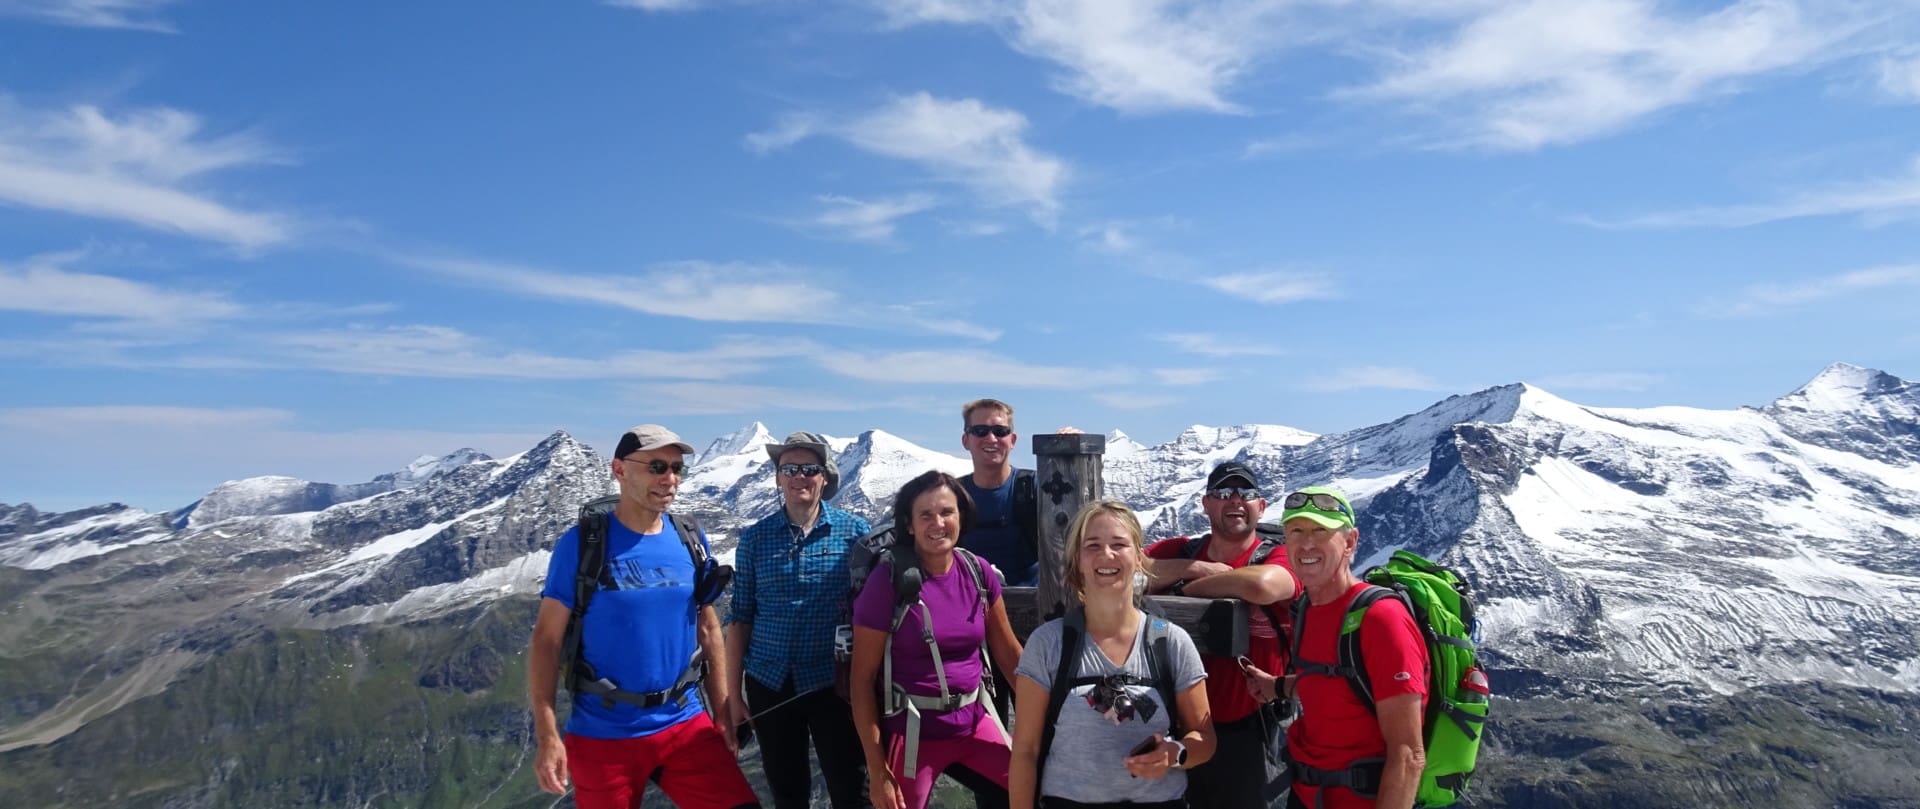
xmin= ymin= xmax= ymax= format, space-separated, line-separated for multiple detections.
xmin=1279 ymin=486 xmax=1355 ymax=530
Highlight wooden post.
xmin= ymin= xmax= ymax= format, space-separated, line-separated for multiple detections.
xmin=1001 ymin=431 xmax=1251 ymax=659
xmin=1030 ymin=431 xmax=1105 ymax=619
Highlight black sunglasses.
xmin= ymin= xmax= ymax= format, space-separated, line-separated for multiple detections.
xmin=966 ymin=424 xmax=1013 ymax=438
xmin=778 ymin=463 xmax=825 ymax=478
xmin=1207 ymin=487 xmax=1260 ymax=502
xmin=624 ymin=457 xmax=687 ymax=475
xmin=1283 ymin=492 xmax=1349 ymax=515
xmin=1086 ymin=674 xmax=1158 ymax=724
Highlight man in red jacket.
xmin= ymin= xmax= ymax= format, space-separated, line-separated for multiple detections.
xmin=1146 ymin=461 xmax=1298 ymax=809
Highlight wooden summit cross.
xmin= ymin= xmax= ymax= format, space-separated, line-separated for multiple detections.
xmin=1000 ymin=433 xmax=1250 ymax=658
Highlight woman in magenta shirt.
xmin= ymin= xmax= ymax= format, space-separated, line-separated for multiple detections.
xmin=850 ymin=470 xmax=1024 ymax=809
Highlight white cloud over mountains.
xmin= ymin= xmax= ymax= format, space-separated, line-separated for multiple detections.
xmin=0 ymin=95 xmax=291 ymax=249
xmin=748 ymin=93 xmax=1068 ymax=222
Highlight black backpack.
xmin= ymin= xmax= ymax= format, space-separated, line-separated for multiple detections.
xmin=1034 ymin=605 xmax=1183 ymax=791
xmin=558 ymin=495 xmax=732 ymax=710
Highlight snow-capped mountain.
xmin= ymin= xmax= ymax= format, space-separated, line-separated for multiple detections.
xmin=3 ymin=363 xmax=1916 ymax=808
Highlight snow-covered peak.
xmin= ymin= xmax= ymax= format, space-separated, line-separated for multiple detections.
xmin=1774 ymin=363 xmax=1907 ymax=412
xmin=699 ymin=422 xmax=774 ymax=463
xmin=399 ymin=448 xmax=489 ymax=482
xmin=1106 ymin=430 xmax=1142 ymax=459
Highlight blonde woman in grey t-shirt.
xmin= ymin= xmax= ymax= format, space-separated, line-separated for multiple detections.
xmin=1010 ymin=501 xmax=1217 ymax=809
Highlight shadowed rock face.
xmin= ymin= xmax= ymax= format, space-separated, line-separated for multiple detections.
xmin=3 ymin=364 xmax=1917 ymax=808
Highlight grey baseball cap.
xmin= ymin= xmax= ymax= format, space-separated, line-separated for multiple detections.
xmin=615 ymin=424 xmax=696 ymax=459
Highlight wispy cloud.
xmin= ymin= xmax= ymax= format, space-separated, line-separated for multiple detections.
xmin=0 ymin=404 xmax=291 ymax=432
xmin=0 ymin=0 xmax=180 ymax=32
xmin=1298 ymin=366 xmax=1443 ymax=393
xmin=878 ymin=0 xmax=1278 ymax=114
xmin=1582 ymin=154 xmax=1920 ymax=228
xmin=604 ymin=0 xmax=702 ymax=11
xmin=273 ymin=326 xmax=812 ymax=380
xmin=0 ymin=96 xmax=291 ymax=248
xmin=1347 ymin=0 xmax=1876 ymax=150
xmin=1703 ymin=265 xmax=1920 ymax=318
xmin=1199 ymin=270 xmax=1336 ymax=305
xmin=748 ymin=93 xmax=1068 ymax=222
xmin=629 ymin=382 xmax=876 ymax=416
xmin=1157 ymin=332 xmax=1285 ymax=357
xmin=396 ymin=252 xmax=998 ymax=340
xmin=0 ymin=251 xmax=240 ymax=323
xmin=1534 ymin=371 xmax=1663 ymax=392
xmin=1153 ymin=368 xmax=1222 ymax=386
xmin=806 ymin=193 xmax=938 ymax=242
xmin=1093 ymin=392 xmax=1181 ymax=410
xmin=815 ymin=348 xmax=1133 ymax=388
xmin=1880 ymin=52 xmax=1920 ymax=101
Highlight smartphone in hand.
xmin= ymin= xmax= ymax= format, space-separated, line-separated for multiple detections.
xmin=1128 ymin=734 xmax=1162 ymax=758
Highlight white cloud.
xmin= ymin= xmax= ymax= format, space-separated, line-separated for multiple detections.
xmin=749 ymin=93 xmax=1068 ymax=221
xmin=0 ymin=252 xmax=240 ymax=323
xmin=1199 ymin=270 xmax=1337 ymax=305
xmin=400 ymin=254 xmax=842 ymax=324
xmin=1093 ymin=392 xmax=1182 ymax=410
xmin=0 ymin=0 xmax=179 ymax=31
xmin=1704 ymin=265 xmax=1920 ymax=318
xmin=808 ymin=193 xmax=938 ymax=242
xmin=272 ymin=326 xmax=812 ymax=380
xmin=397 ymin=252 xmax=997 ymax=339
xmin=1157 ymin=332 xmax=1285 ymax=357
xmin=1880 ymin=52 xmax=1920 ymax=101
xmin=0 ymin=97 xmax=290 ymax=248
xmin=0 ymin=404 xmax=291 ymax=432
xmin=630 ymin=382 xmax=874 ymax=416
xmin=1298 ymin=366 xmax=1443 ymax=392
xmin=605 ymin=0 xmax=701 ymax=10
xmin=1533 ymin=371 xmax=1662 ymax=392
xmin=814 ymin=348 xmax=1133 ymax=388
xmin=1348 ymin=0 xmax=1871 ymax=150
xmin=1584 ymin=154 xmax=1920 ymax=228
xmin=1153 ymin=368 xmax=1222 ymax=386
xmin=879 ymin=0 xmax=1278 ymax=114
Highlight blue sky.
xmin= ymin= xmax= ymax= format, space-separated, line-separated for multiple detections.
xmin=2 ymin=0 xmax=1918 ymax=512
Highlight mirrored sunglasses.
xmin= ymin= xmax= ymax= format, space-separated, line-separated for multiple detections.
xmin=778 ymin=463 xmax=826 ymax=478
xmin=966 ymin=424 xmax=1013 ymax=438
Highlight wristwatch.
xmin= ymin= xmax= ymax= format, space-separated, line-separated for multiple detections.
xmin=1168 ymin=738 xmax=1188 ymax=769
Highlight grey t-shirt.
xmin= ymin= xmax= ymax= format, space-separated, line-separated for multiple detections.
xmin=1015 ymin=613 xmax=1207 ymax=804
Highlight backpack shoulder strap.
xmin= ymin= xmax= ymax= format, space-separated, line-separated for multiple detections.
xmin=665 ymin=512 xmax=706 ymax=566
xmin=1336 ymin=584 xmax=1399 ymax=714
xmin=955 ymin=548 xmax=992 ymax=612
xmin=1145 ymin=616 xmax=1183 ymax=738
xmin=1178 ymin=533 xmax=1211 ymax=559
xmin=562 ymin=495 xmax=619 ymax=689
xmin=1013 ymin=469 xmax=1039 ymax=544
xmin=1036 ymin=607 xmax=1086 ymax=790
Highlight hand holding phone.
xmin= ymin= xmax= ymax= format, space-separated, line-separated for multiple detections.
xmin=1128 ymin=734 xmax=1163 ymax=758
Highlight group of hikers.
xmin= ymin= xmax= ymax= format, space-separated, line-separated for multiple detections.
xmin=527 ymin=399 xmax=1482 ymax=809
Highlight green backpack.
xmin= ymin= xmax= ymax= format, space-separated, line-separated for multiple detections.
xmin=1287 ymin=550 xmax=1487 ymax=807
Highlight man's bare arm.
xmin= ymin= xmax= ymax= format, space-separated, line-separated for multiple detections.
xmin=1176 ymin=564 xmax=1296 ymax=605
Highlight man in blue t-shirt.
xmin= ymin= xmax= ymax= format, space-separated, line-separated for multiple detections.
xmin=958 ymin=398 xmax=1037 ymax=588
xmin=528 ymin=424 xmax=759 ymax=809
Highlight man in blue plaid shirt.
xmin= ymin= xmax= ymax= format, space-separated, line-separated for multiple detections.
xmin=722 ymin=431 xmax=870 ymax=809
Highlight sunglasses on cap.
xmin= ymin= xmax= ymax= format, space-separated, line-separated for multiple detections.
xmin=623 ymin=457 xmax=687 ymax=475
xmin=1207 ymin=487 xmax=1260 ymax=502
xmin=778 ymin=463 xmax=826 ymax=478
xmin=1283 ymin=491 xmax=1350 ymax=515
xmin=966 ymin=424 xmax=1013 ymax=438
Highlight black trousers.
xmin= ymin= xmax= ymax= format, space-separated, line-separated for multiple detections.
xmin=940 ymin=666 xmax=1011 ymax=809
xmin=1183 ymin=704 xmax=1284 ymax=809
xmin=746 ymin=675 xmax=866 ymax=809
xmin=1040 ymin=800 xmax=1184 ymax=809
